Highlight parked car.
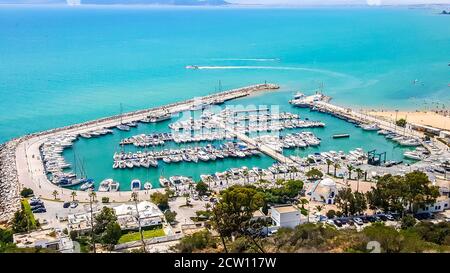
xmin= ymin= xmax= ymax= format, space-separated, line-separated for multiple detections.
xmin=414 ymin=212 xmax=432 ymax=220
xmin=333 ymin=219 xmax=343 ymax=227
xmin=63 ymin=202 xmax=71 ymax=208
xmin=70 ymin=202 xmax=78 ymax=209
xmin=32 ymin=208 xmax=46 ymax=213
xmin=374 ymin=216 xmax=382 ymax=222
xmin=31 ymin=204 xmax=45 ymax=210
xmin=29 ymin=200 xmax=43 ymax=206
xmin=360 ymin=216 xmax=369 ymax=223
xmin=268 ymin=230 xmax=278 ymax=237
xmin=385 ymin=214 xmax=395 ymax=221
xmin=353 ymin=217 xmax=364 ymax=225
xmin=366 ymin=216 xmax=376 ymax=223
xmin=379 ymin=215 xmax=388 ymax=221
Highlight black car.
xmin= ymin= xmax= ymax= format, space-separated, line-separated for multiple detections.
xmin=63 ymin=202 xmax=71 ymax=208
xmin=379 ymin=215 xmax=388 ymax=221
xmin=414 ymin=212 xmax=432 ymax=220
xmin=29 ymin=200 xmax=43 ymax=206
xmin=360 ymin=216 xmax=369 ymax=223
xmin=32 ymin=207 xmax=46 ymax=213
xmin=333 ymin=219 xmax=343 ymax=227
xmin=366 ymin=216 xmax=376 ymax=222
xmin=31 ymin=204 xmax=44 ymax=210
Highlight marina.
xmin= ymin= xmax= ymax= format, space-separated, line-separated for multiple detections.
xmin=0 ymin=81 xmax=447 ymax=223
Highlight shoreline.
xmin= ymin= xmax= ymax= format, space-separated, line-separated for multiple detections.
xmin=368 ymin=110 xmax=450 ymax=131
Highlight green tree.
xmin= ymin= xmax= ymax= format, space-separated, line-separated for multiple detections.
xmin=335 ymin=188 xmax=367 ymax=216
xmin=366 ymin=172 xmax=439 ymax=214
xmin=305 ymin=168 xmax=323 ymax=180
xmin=70 ymin=191 xmax=77 ymax=202
xmin=164 ymin=210 xmax=177 ymax=224
xmin=401 ymin=215 xmax=417 ymax=230
xmin=396 ymin=118 xmax=407 ymax=128
xmin=325 ymin=159 xmax=333 ymax=175
xmin=211 ymin=185 xmax=265 ymax=253
xmin=403 ymin=171 xmax=440 ymax=213
xmin=174 ymin=230 xmax=217 ymax=253
xmin=346 ymin=164 xmax=355 ymax=180
xmin=150 ymin=192 xmax=169 ymax=210
xmin=11 ymin=205 xmax=33 ymax=233
xmin=52 ymin=190 xmax=59 ymax=200
xmin=20 ymin=188 xmax=34 ymax=198
xmin=101 ymin=222 xmax=122 ymax=247
xmin=363 ymin=223 xmax=403 ymax=253
xmin=196 ymin=181 xmax=209 ymax=196
xmin=333 ymin=162 xmax=340 ymax=177
xmin=93 ymin=207 xmax=118 ymax=235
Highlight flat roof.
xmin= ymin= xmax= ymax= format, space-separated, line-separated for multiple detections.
xmin=273 ymin=205 xmax=299 ymax=214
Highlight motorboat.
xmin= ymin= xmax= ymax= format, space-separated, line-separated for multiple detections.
xmin=80 ymin=180 xmax=95 ymax=191
xmin=159 ymin=176 xmax=170 ymax=187
xmin=131 ymin=179 xmax=141 ymax=191
xmin=361 ymin=123 xmax=380 ymax=131
xmin=110 ymin=181 xmax=120 ymax=192
xmin=144 ymin=182 xmax=153 ymax=190
xmin=403 ymin=151 xmax=423 ymax=160
xmin=98 ymin=179 xmax=113 ymax=192
xmin=117 ymin=124 xmax=130 ymax=131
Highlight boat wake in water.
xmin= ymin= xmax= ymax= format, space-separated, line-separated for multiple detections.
xmin=210 ymin=58 xmax=280 ymax=62
xmin=191 ymin=65 xmax=352 ymax=79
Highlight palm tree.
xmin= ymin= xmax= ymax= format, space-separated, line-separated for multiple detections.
xmin=242 ymin=169 xmax=249 ymax=185
xmin=88 ymin=190 xmax=96 ymax=253
xmin=290 ymin=166 xmax=299 ymax=180
xmin=315 ymin=205 xmax=324 ymax=221
xmin=325 ymin=159 xmax=333 ymax=175
xmin=52 ymin=190 xmax=59 ymax=200
xmin=355 ymin=168 xmax=364 ymax=192
xmin=225 ymin=172 xmax=232 ymax=186
xmin=333 ymin=162 xmax=340 ymax=177
xmin=346 ymin=164 xmax=354 ymax=180
xmin=71 ymin=191 xmax=77 ymax=202
xmin=298 ymin=198 xmax=310 ymax=223
xmin=131 ymin=191 xmax=147 ymax=253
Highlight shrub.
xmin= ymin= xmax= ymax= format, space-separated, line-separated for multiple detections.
xmin=101 ymin=197 xmax=109 ymax=203
xmin=20 ymin=188 xmax=34 ymax=198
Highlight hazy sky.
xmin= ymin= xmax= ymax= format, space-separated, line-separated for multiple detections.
xmin=230 ymin=0 xmax=450 ymax=5
xmin=0 ymin=0 xmax=449 ymax=5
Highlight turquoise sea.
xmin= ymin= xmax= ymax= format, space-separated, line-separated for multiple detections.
xmin=0 ymin=6 xmax=449 ymax=190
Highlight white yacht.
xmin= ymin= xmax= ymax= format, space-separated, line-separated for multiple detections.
xmin=144 ymin=182 xmax=153 ymax=190
xmin=98 ymin=179 xmax=113 ymax=192
xmin=110 ymin=181 xmax=120 ymax=192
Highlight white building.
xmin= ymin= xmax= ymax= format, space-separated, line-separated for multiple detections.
xmin=310 ymin=178 xmax=337 ymax=205
xmin=13 ymin=228 xmax=74 ymax=253
xmin=67 ymin=201 xmax=164 ymax=233
xmin=417 ymin=196 xmax=450 ymax=213
xmin=114 ymin=201 xmax=164 ymax=231
xmin=270 ymin=205 xmax=306 ymax=229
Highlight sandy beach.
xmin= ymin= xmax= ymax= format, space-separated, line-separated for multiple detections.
xmin=368 ymin=110 xmax=450 ymax=131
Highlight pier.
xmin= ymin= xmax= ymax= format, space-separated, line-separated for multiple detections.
xmin=0 ymin=83 xmax=280 ymax=216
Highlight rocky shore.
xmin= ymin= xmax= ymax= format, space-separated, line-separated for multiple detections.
xmin=0 ymin=139 xmax=21 ymax=223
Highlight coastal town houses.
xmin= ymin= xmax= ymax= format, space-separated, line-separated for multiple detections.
xmin=13 ymin=228 xmax=74 ymax=253
xmin=67 ymin=201 xmax=164 ymax=233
